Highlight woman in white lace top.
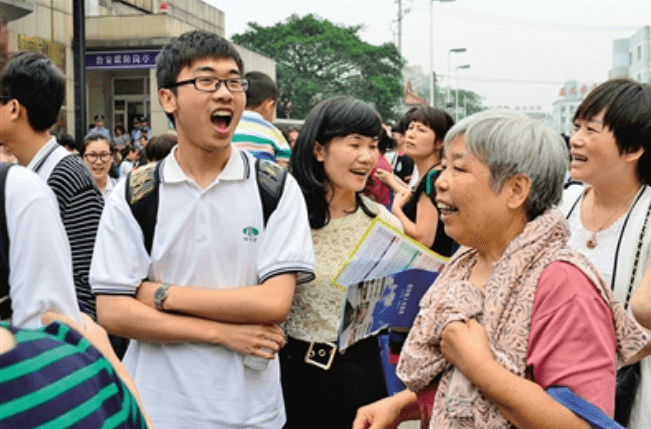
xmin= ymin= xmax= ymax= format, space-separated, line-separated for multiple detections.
xmin=282 ymin=96 xmax=402 ymax=429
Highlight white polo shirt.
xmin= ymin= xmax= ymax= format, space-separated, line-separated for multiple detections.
xmin=90 ymin=147 xmax=315 ymax=429
xmin=4 ymin=165 xmax=80 ymax=327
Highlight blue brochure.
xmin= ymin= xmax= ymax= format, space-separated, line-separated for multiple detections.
xmin=334 ymin=218 xmax=448 ymax=350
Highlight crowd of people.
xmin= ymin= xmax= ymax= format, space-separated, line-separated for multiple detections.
xmin=0 ymin=27 xmax=650 ymax=429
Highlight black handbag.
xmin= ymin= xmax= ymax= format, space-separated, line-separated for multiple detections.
xmin=614 ymin=362 xmax=641 ymax=426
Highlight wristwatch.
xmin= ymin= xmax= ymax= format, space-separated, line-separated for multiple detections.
xmin=154 ymin=282 xmax=172 ymax=311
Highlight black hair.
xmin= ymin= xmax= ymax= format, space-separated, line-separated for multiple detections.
xmin=289 ymin=96 xmax=382 ymax=229
xmin=408 ymin=106 xmax=455 ymax=159
xmin=80 ymin=133 xmax=115 ymax=156
xmin=0 ymin=51 xmax=65 ymax=131
xmin=156 ymin=30 xmax=244 ymax=127
xmin=409 ymin=106 xmax=455 ymax=143
xmin=574 ymin=78 xmax=651 ymax=184
xmin=114 ymin=123 xmax=126 ymax=134
xmin=244 ymin=71 xmax=278 ymax=108
xmin=146 ymin=133 xmax=177 ymax=162
xmin=396 ymin=107 xmax=418 ymax=135
xmin=377 ymin=127 xmax=395 ymax=154
xmin=57 ymin=133 xmax=78 ymax=152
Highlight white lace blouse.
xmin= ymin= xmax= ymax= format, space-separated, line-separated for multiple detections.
xmin=283 ymin=196 xmax=402 ymax=343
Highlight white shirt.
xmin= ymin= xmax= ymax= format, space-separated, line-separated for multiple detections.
xmin=26 ymin=137 xmax=69 ymax=181
xmin=91 ymin=147 xmax=315 ymax=429
xmin=3 ymin=165 xmax=81 ymax=327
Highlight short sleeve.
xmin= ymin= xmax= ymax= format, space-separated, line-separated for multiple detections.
xmin=5 ymin=166 xmax=81 ymax=327
xmin=527 ymin=261 xmax=617 ymax=416
xmin=256 ymin=173 xmax=316 ymax=284
xmin=90 ymin=179 xmax=152 ymax=295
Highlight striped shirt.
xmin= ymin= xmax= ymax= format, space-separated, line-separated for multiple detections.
xmin=0 ymin=322 xmax=148 ymax=428
xmin=28 ymin=139 xmax=104 ymax=320
xmin=47 ymin=156 xmax=104 ymax=320
xmin=232 ymin=111 xmax=291 ymax=163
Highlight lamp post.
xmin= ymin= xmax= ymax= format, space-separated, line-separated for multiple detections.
xmin=455 ymin=64 xmax=470 ymax=121
xmin=429 ymin=0 xmax=456 ymax=108
xmin=447 ymin=47 xmax=466 ymax=110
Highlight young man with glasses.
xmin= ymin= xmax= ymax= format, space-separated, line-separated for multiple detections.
xmin=0 ymin=51 xmax=104 ymax=321
xmin=90 ymin=30 xmax=315 ymax=429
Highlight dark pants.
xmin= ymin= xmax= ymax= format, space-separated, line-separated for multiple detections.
xmin=280 ymin=336 xmax=388 ymax=429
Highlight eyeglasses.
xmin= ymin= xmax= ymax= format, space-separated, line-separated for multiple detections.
xmin=0 ymin=95 xmax=13 ymax=103
xmin=166 ymin=77 xmax=248 ymax=93
xmin=83 ymin=152 xmax=113 ymax=163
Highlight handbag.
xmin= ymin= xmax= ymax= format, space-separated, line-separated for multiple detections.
xmin=547 ymin=386 xmax=625 ymax=429
xmin=614 ymin=362 xmax=641 ymax=426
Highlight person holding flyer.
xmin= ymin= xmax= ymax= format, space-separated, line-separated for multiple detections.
xmin=282 ymin=96 xmax=402 ymax=429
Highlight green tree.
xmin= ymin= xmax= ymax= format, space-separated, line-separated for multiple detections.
xmin=232 ymin=14 xmax=404 ymax=120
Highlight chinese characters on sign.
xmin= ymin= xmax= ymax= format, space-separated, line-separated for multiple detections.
xmin=85 ymin=51 xmax=160 ymax=70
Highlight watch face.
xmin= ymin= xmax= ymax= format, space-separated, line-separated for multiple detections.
xmin=154 ymin=287 xmax=167 ymax=303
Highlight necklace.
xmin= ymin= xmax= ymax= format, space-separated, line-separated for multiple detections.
xmin=586 ymin=187 xmax=641 ymax=249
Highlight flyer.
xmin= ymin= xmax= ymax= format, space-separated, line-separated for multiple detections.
xmin=334 ymin=218 xmax=449 ymax=350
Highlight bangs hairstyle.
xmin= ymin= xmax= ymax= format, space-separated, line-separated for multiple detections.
xmin=445 ymin=109 xmax=568 ymax=220
xmin=409 ymin=106 xmax=455 ymax=143
xmin=289 ymin=96 xmax=382 ymax=229
xmin=156 ymin=30 xmax=244 ymax=126
xmin=80 ymin=133 xmax=115 ymax=156
xmin=574 ymin=78 xmax=651 ymax=184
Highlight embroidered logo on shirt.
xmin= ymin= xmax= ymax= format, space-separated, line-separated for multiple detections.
xmin=242 ymin=226 xmax=259 ymax=242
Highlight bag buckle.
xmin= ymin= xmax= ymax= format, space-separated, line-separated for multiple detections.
xmin=304 ymin=341 xmax=337 ymax=370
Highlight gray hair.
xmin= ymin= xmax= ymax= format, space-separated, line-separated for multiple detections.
xmin=444 ymin=109 xmax=568 ymax=220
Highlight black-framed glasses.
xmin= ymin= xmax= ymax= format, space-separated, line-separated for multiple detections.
xmin=83 ymin=152 xmax=113 ymax=163
xmin=166 ymin=77 xmax=248 ymax=93
xmin=0 ymin=95 xmax=13 ymax=103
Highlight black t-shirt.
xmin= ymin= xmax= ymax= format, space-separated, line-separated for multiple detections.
xmin=401 ymin=167 xmax=456 ymax=257
xmin=393 ymin=153 xmax=414 ymax=183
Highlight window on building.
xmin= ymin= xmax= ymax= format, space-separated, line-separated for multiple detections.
xmin=630 ymin=51 xmax=633 ymax=64
xmin=638 ymin=45 xmax=642 ymax=61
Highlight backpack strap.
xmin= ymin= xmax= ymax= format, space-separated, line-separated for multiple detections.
xmin=126 ymin=158 xmax=286 ymax=256
xmin=255 ymin=158 xmax=287 ymax=227
xmin=0 ymin=163 xmax=14 ymax=320
xmin=125 ymin=161 xmax=163 ymax=255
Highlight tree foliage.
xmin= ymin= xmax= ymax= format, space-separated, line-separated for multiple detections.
xmin=232 ymin=14 xmax=404 ymax=120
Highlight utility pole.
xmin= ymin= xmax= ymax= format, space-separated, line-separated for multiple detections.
xmin=397 ymin=0 xmax=402 ymax=57
xmin=395 ymin=0 xmax=410 ymax=58
xmin=432 ymin=72 xmax=437 ymax=107
xmin=73 ymin=0 xmax=86 ymax=143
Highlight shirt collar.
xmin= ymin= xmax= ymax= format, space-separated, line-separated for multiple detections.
xmin=162 ymin=145 xmax=248 ymax=185
xmin=26 ymin=136 xmax=59 ymax=171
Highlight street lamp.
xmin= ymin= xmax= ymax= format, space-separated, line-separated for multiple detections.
xmin=455 ymin=64 xmax=470 ymax=121
xmin=429 ymin=0 xmax=456 ymax=108
xmin=447 ymin=48 xmax=466 ymax=109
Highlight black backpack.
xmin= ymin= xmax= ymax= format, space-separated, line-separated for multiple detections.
xmin=125 ymin=156 xmax=287 ymax=254
xmin=0 ymin=163 xmax=13 ymax=320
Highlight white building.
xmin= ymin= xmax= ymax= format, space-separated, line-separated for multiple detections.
xmin=1 ymin=0 xmax=275 ymax=139
xmin=610 ymin=26 xmax=651 ymax=83
xmin=551 ymin=80 xmax=597 ymax=136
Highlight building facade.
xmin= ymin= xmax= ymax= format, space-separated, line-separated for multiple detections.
xmin=610 ymin=26 xmax=651 ymax=83
xmin=551 ymin=80 xmax=597 ymax=136
xmin=2 ymin=0 xmax=275 ymax=139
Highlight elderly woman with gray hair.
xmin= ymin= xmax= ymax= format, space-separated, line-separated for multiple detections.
xmin=353 ymin=109 xmax=650 ymax=429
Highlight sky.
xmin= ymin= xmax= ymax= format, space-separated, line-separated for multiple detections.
xmin=207 ymin=0 xmax=650 ymax=111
